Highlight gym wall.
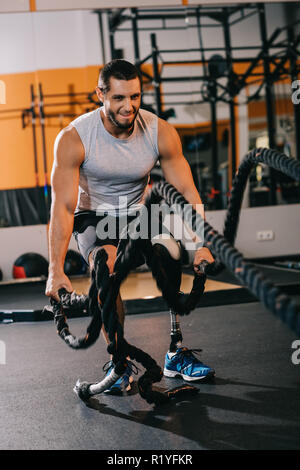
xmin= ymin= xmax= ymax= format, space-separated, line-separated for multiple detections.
xmin=0 ymin=2 xmax=300 ymax=281
xmin=0 ymin=3 xmax=293 ymax=191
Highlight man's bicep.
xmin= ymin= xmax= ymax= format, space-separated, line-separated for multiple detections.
xmin=158 ymin=119 xmax=199 ymax=195
xmin=158 ymin=118 xmax=183 ymax=162
xmin=53 ymin=126 xmax=84 ymax=171
xmin=51 ymin=128 xmax=83 ymax=212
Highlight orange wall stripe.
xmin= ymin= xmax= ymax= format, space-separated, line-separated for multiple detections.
xmin=176 ymin=119 xmax=230 ymax=142
xmin=249 ymin=121 xmax=268 ymax=131
xmin=0 ymin=66 xmax=100 ymax=190
xmin=29 ymin=0 xmax=36 ymax=12
xmin=248 ymin=98 xmax=293 ymax=119
xmin=1 ymin=59 xmax=298 ymax=191
xmin=233 ymin=96 xmax=239 ymax=184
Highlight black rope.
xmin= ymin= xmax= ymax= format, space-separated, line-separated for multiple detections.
xmin=113 ymin=192 xmax=209 ymax=316
xmin=51 ymin=266 xmax=102 ymax=349
xmin=94 ymin=239 xmax=207 ymax=402
xmin=149 ymin=148 xmax=300 ymax=336
xmin=48 ymin=230 xmax=206 ymax=404
xmin=224 ymin=147 xmax=300 ymax=247
xmin=50 ymin=241 xmax=202 ymax=404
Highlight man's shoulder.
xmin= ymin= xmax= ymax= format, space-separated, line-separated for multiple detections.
xmin=157 ymin=115 xmax=176 ymax=136
xmin=55 ymin=125 xmax=85 ymax=161
xmin=71 ymin=108 xmax=99 ymax=127
xmin=58 ymin=124 xmax=80 ymax=142
xmin=139 ymin=107 xmax=158 ymax=122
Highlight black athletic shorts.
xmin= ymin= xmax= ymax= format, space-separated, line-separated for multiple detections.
xmin=73 ymin=210 xmax=138 ymax=264
xmin=73 ymin=210 xmax=190 ymax=266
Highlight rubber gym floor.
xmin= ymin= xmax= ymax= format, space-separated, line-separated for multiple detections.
xmin=1 ymin=286 xmax=300 ymax=450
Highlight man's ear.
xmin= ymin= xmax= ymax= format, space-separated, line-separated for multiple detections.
xmin=95 ymin=86 xmax=104 ymax=103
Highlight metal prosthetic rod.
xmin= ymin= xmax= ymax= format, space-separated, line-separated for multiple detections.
xmin=169 ymin=309 xmax=183 ymax=352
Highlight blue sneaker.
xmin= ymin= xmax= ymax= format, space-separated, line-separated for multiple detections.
xmin=164 ymin=347 xmax=215 ymax=382
xmin=102 ymin=360 xmax=137 ymax=394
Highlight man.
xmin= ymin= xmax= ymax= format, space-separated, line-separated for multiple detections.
xmin=46 ymin=59 xmax=215 ymax=393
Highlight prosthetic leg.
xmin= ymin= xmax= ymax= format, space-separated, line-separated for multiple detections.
xmin=169 ymin=310 xmax=183 ymax=352
xmin=151 ymin=235 xmax=184 ymax=352
xmin=150 ymin=234 xmax=215 ymax=382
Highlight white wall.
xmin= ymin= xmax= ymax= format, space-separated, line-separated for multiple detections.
xmin=0 ymin=13 xmax=36 ymax=74
xmin=206 ymin=203 xmax=300 ymax=259
xmin=1 ymin=202 xmax=299 ymax=280
xmin=0 ymin=4 xmax=291 ymax=74
xmin=0 ymin=225 xmax=79 ymax=281
xmin=31 ymin=10 xmax=102 ymax=70
xmin=0 ymin=224 xmax=48 ymax=280
xmin=0 ymin=0 xmax=29 ymax=13
xmin=0 ymin=2 xmax=293 ymax=129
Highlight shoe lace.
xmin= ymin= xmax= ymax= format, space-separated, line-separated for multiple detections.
xmin=171 ymin=348 xmax=203 ymax=367
xmin=102 ymin=360 xmax=114 ymax=373
xmin=102 ymin=359 xmax=140 ymax=375
xmin=127 ymin=361 xmax=140 ymax=375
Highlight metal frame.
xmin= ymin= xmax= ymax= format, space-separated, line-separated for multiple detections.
xmin=10 ymin=5 xmax=299 ymax=211
xmin=99 ymin=3 xmax=300 ymax=209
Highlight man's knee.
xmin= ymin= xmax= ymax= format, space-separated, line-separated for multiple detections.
xmin=89 ymin=245 xmax=117 ymax=274
xmin=151 ymin=234 xmax=181 ymax=260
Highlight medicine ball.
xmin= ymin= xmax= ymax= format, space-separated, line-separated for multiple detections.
xmin=64 ymin=250 xmax=87 ymax=276
xmin=13 ymin=252 xmax=49 ymax=278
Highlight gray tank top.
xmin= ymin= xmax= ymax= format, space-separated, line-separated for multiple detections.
xmin=71 ymin=107 xmax=159 ymax=216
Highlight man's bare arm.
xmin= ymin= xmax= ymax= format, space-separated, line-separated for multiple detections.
xmin=158 ymin=118 xmax=214 ymax=268
xmin=158 ymin=119 xmax=205 ymax=217
xmin=46 ymin=126 xmax=84 ymax=299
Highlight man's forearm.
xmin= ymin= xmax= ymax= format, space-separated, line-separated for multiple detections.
xmin=182 ymin=187 xmax=205 ymax=220
xmin=48 ymin=205 xmax=74 ymax=273
xmin=181 ymin=187 xmax=206 ymax=248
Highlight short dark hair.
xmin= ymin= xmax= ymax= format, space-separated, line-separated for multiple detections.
xmin=98 ymin=59 xmax=142 ymax=93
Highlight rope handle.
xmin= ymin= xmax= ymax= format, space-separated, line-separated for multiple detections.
xmin=195 ymin=259 xmax=210 ymax=275
xmin=49 ymin=285 xmax=102 ymax=350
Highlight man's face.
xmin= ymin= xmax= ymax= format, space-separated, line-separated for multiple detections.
xmin=97 ymin=77 xmax=141 ymax=130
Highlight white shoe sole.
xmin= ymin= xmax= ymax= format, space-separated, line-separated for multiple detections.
xmin=164 ymin=367 xmax=214 ymax=382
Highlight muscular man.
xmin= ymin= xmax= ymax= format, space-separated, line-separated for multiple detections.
xmin=46 ymin=59 xmax=215 ymax=393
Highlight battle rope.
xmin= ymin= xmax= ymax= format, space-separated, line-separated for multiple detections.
xmin=51 ymin=244 xmax=205 ymax=405
xmin=50 ymin=251 xmax=104 ymax=349
xmin=224 ymin=147 xmax=300 ymax=247
xmin=113 ymin=194 xmax=211 ymax=316
xmin=148 ymin=148 xmax=300 ymax=335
